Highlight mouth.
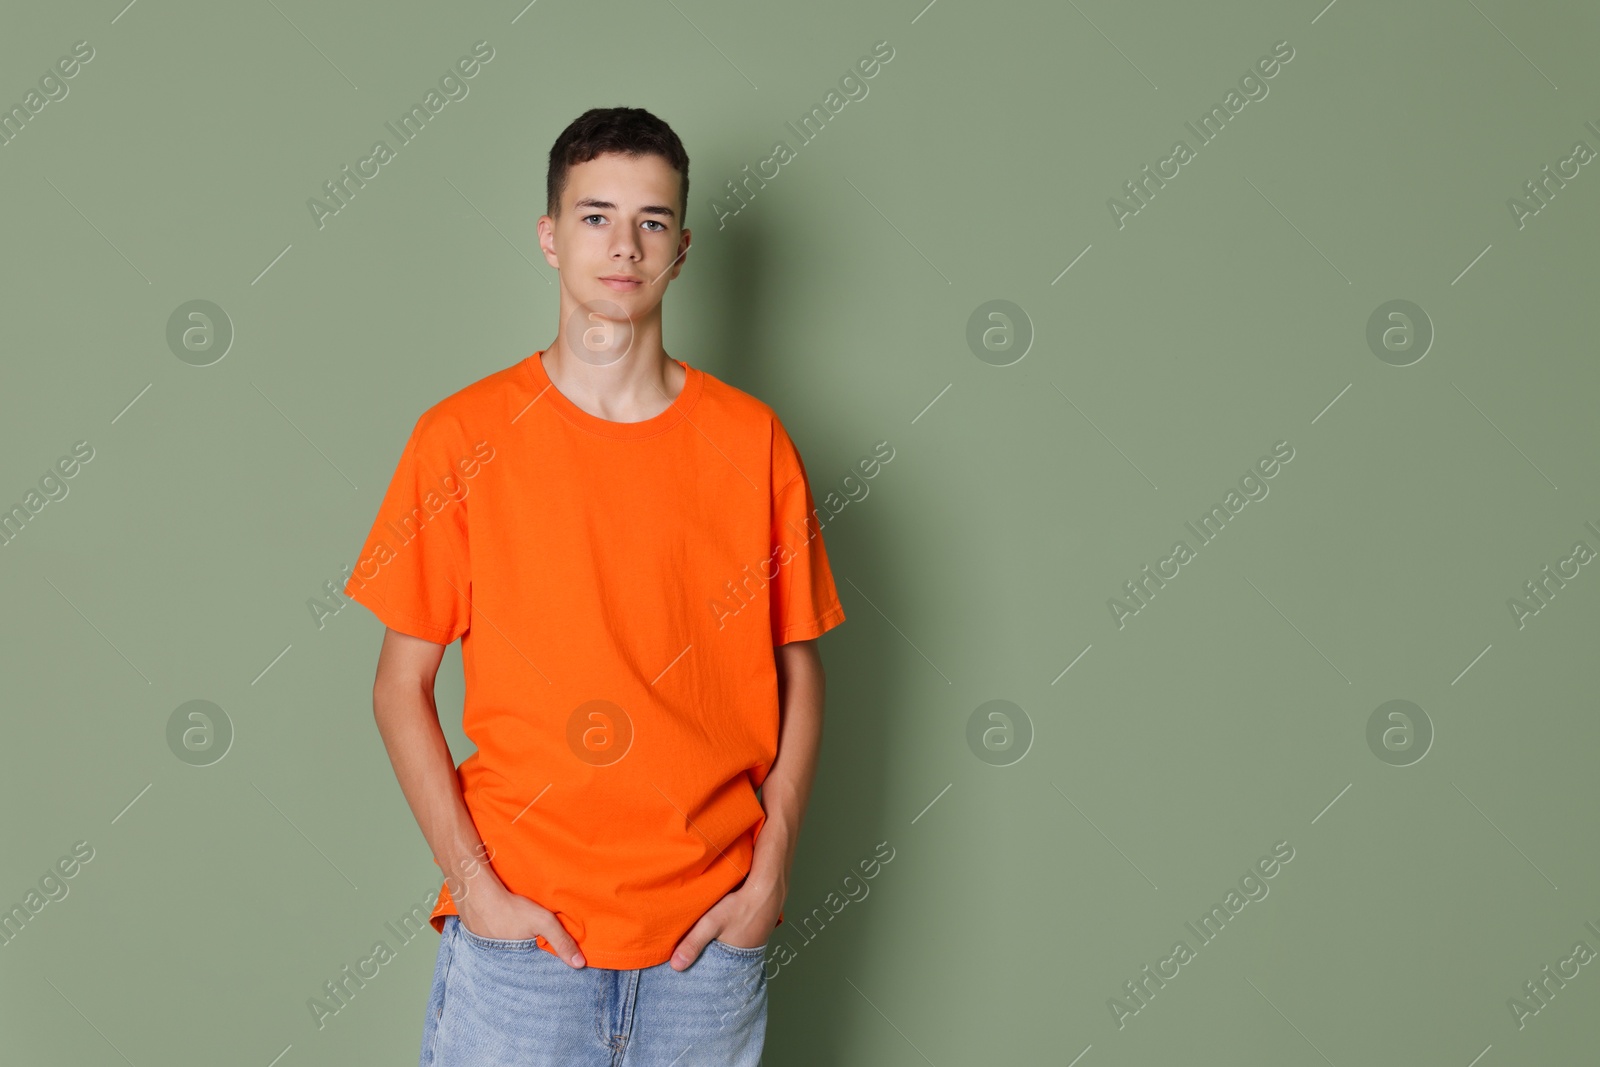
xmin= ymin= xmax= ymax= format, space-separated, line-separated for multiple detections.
xmin=600 ymin=275 xmax=644 ymax=291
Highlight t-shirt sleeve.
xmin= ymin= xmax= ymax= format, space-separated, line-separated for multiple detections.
xmin=770 ymin=417 xmax=846 ymax=645
xmin=342 ymin=409 xmax=476 ymax=645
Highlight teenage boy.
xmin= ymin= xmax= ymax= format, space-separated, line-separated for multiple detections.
xmin=345 ymin=107 xmax=846 ymax=1066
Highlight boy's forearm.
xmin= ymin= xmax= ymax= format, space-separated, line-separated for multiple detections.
xmin=372 ymin=677 xmax=503 ymax=905
xmin=749 ymin=642 xmax=825 ymax=893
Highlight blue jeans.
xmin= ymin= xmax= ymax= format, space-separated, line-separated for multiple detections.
xmin=420 ymin=916 xmax=769 ymax=1066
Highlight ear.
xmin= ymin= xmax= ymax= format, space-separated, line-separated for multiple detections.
xmin=668 ymin=229 xmax=691 ymax=280
xmin=538 ymin=215 xmax=560 ymax=269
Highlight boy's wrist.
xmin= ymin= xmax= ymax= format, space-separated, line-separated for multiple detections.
xmin=744 ymin=871 xmax=788 ymax=907
xmin=439 ymin=840 xmax=505 ymax=907
xmin=747 ymin=838 xmax=796 ymax=896
xmin=451 ymin=872 xmax=510 ymax=916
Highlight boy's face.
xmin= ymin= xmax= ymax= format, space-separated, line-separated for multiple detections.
xmin=539 ymin=151 xmax=690 ymax=326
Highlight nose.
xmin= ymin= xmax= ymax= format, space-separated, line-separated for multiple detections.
xmin=610 ymin=228 xmax=643 ymax=262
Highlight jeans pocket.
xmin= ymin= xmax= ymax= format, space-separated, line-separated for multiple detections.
xmin=709 ymin=937 xmax=768 ymax=959
xmin=455 ymin=920 xmax=544 ymax=951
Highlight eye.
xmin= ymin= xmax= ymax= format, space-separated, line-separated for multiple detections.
xmin=582 ymin=214 xmax=606 ymax=225
xmin=642 ymin=220 xmax=666 ymax=232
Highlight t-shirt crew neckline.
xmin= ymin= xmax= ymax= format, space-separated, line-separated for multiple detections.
xmin=521 ymin=349 xmax=703 ymax=440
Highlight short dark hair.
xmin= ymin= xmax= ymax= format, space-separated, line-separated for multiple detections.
xmin=546 ymin=107 xmax=690 ymax=225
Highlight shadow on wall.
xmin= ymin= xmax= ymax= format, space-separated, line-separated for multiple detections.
xmin=705 ymin=187 xmax=899 ymax=1067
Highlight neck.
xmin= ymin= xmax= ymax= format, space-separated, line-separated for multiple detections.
xmin=542 ymin=335 xmax=685 ymax=423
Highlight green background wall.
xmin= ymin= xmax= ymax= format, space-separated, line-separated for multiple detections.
xmin=3 ymin=0 xmax=1598 ymax=1063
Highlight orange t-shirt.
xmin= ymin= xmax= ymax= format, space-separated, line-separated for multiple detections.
xmin=345 ymin=350 xmax=846 ymax=968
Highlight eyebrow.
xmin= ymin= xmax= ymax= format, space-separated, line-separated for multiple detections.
xmin=573 ymin=196 xmax=676 ymax=221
